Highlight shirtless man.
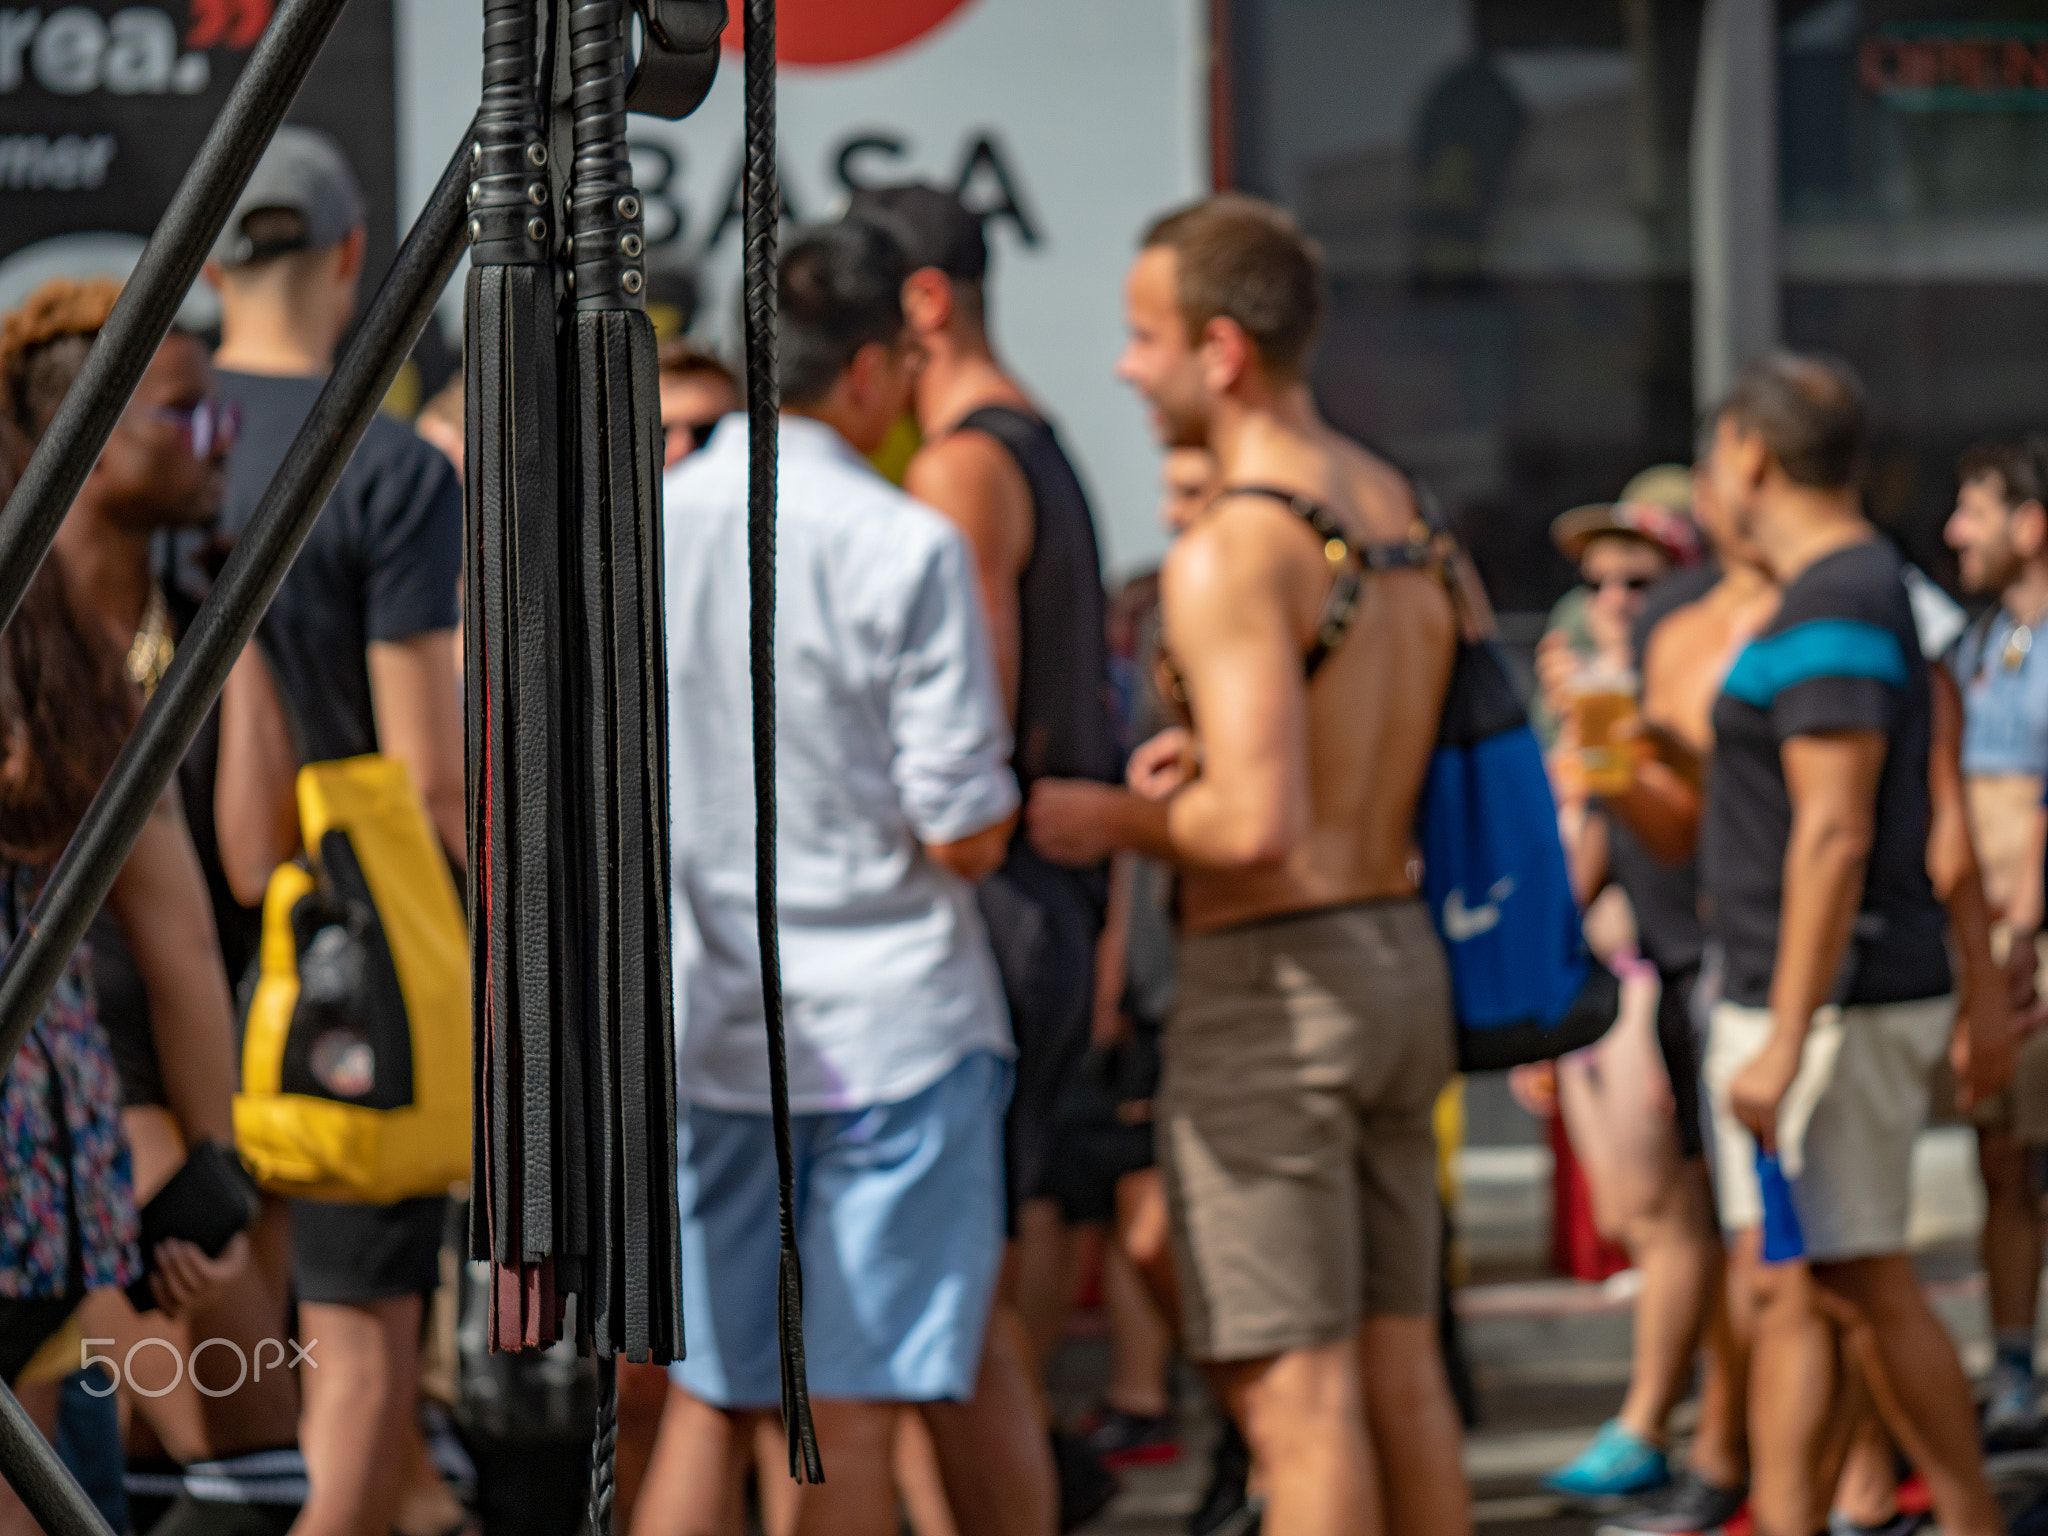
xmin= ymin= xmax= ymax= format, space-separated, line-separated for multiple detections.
xmin=1028 ymin=194 xmax=1467 ymax=1536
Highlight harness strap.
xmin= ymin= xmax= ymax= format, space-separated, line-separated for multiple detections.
xmin=1216 ymin=484 xmax=1439 ymax=677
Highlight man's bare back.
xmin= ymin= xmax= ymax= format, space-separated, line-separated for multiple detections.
xmin=1165 ymin=421 xmax=1456 ymax=932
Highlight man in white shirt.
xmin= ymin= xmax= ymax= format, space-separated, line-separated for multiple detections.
xmin=640 ymin=219 xmax=1021 ymax=1536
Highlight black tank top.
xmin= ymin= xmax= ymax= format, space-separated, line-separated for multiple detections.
xmin=956 ymin=406 xmax=1121 ymax=793
xmin=957 ymin=407 xmax=1118 ymax=1055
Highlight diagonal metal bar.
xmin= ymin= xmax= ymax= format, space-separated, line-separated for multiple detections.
xmin=0 ymin=1374 xmax=112 ymax=1536
xmin=0 ymin=120 xmax=475 ymax=1087
xmin=0 ymin=0 xmax=352 ymax=642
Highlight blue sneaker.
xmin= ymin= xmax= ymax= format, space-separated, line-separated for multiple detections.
xmin=1544 ymin=1420 xmax=1671 ymax=1502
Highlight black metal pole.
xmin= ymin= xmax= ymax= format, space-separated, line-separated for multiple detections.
xmin=0 ymin=0 xmax=352 ymax=641
xmin=0 ymin=1375 xmax=115 ymax=1536
xmin=0 ymin=122 xmax=474 ymax=1080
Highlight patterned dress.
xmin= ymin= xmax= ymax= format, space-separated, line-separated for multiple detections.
xmin=0 ymin=863 xmax=138 ymax=1298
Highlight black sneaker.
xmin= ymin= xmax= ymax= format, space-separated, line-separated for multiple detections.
xmin=1595 ymin=1471 xmax=1748 ymax=1535
xmin=1051 ymin=1428 xmax=1118 ymax=1533
xmin=1827 ymin=1512 xmax=1927 ymax=1536
xmin=1080 ymin=1405 xmax=1181 ymax=1469
xmin=1189 ymin=1419 xmax=1252 ymax=1536
xmin=2011 ymin=1478 xmax=2048 ymax=1536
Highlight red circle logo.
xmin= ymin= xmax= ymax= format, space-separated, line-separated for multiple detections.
xmin=725 ymin=0 xmax=977 ymax=66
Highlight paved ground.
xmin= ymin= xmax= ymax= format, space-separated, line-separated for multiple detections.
xmin=1059 ymin=1126 xmax=2007 ymax=1536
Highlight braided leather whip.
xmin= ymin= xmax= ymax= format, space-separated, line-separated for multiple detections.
xmin=742 ymin=0 xmax=823 ymax=1487
xmin=587 ymin=1355 xmax=619 ymax=1534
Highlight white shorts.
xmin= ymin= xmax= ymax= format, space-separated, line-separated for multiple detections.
xmin=1703 ymin=995 xmax=1954 ymax=1262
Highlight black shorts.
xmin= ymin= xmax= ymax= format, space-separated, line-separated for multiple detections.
xmin=0 ymin=1295 xmax=77 ymax=1385
xmin=978 ymin=846 xmax=1105 ymax=1229
xmin=289 ymin=1196 xmax=448 ymax=1305
xmin=1043 ymin=1032 xmax=1161 ymax=1227
xmin=1656 ymin=963 xmax=1705 ymax=1161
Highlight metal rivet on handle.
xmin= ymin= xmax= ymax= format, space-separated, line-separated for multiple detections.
xmin=528 ymin=217 xmax=548 ymax=242
xmin=617 ymin=194 xmax=640 ymax=220
xmin=527 ymin=142 xmax=548 ymax=167
xmin=621 ymin=269 xmax=643 ymax=294
xmin=468 ymin=183 xmax=480 ymax=206
xmin=471 ymin=142 xmax=482 ymax=167
xmin=620 ymin=232 xmax=642 ymax=257
xmin=528 ymin=182 xmax=548 ymax=206
xmin=468 ymin=217 xmax=483 ymax=243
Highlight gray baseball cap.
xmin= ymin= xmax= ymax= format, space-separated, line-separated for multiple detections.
xmin=209 ymin=126 xmax=365 ymax=269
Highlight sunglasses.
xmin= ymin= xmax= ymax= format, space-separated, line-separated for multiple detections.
xmin=137 ymin=397 xmax=240 ymax=458
xmin=1586 ymin=572 xmax=1656 ymax=595
xmin=665 ymin=416 xmax=724 ymax=456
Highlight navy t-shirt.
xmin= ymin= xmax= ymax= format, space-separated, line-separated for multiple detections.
xmin=1702 ymin=539 xmax=1950 ymax=1009
xmin=215 ymin=372 xmax=463 ymax=761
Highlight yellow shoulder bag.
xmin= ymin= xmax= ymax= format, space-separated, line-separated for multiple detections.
xmin=234 ymin=755 xmax=471 ymax=1203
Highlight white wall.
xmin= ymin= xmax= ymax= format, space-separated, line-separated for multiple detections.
xmin=391 ymin=0 xmax=1208 ymax=577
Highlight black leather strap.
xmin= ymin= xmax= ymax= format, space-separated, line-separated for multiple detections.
xmin=570 ymin=314 xmax=619 ymax=1350
xmin=1216 ymin=484 xmax=1437 ymax=677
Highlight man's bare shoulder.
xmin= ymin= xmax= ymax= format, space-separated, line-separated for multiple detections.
xmin=905 ymin=429 xmax=1032 ymax=546
xmin=1226 ymin=427 xmax=1416 ymax=546
xmin=1162 ymin=497 xmax=1307 ymax=634
xmin=1642 ymin=583 xmax=1737 ymax=748
xmin=1326 ymin=433 xmax=1420 ymax=544
xmin=905 ymin=428 xmax=1026 ymax=507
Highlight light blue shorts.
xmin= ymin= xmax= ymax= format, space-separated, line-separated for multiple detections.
xmin=670 ymin=1051 xmax=1011 ymax=1409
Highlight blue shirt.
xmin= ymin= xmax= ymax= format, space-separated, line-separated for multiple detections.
xmin=663 ymin=416 xmax=1019 ymax=1114
xmin=1955 ymin=609 xmax=2048 ymax=778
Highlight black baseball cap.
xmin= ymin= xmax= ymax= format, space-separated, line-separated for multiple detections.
xmin=209 ymin=126 xmax=365 ymax=270
xmin=846 ymin=183 xmax=987 ymax=282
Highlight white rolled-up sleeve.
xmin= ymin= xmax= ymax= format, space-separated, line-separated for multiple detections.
xmin=886 ymin=528 xmax=1020 ymax=846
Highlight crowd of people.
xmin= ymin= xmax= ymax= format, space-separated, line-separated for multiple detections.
xmin=1529 ymin=387 xmax=2048 ymax=1536
xmin=2 ymin=119 xmax=2048 ymax=1536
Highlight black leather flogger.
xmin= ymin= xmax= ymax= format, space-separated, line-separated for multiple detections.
xmin=466 ymin=0 xmax=568 ymax=1347
xmin=465 ymin=0 xmax=819 ymax=1512
xmin=466 ymin=0 xmax=687 ymax=1361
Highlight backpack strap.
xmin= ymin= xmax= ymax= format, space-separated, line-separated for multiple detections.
xmin=1951 ymin=604 xmax=2000 ymax=686
xmin=1216 ymin=484 xmax=1439 ymax=676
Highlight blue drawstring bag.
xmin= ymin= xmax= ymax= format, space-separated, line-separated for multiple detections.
xmin=1215 ymin=477 xmax=1619 ymax=1072
xmin=1415 ymin=581 xmax=1619 ymax=1072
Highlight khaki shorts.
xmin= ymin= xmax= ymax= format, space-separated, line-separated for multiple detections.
xmin=1931 ymin=930 xmax=2048 ymax=1142
xmin=1955 ymin=777 xmax=2048 ymax=1140
xmin=1704 ymin=995 xmax=1954 ymax=1262
xmin=1159 ymin=899 xmax=1454 ymax=1363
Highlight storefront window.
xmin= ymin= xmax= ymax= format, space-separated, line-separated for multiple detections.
xmin=1227 ymin=0 xmax=1703 ymax=613
xmin=1228 ymin=0 xmax=2048 ymax=610
xmin=1783 ymin=0 xmax=2048 ymax=579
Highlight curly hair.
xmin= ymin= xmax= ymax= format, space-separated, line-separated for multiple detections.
xmin=0 ymin=561 xmax=134 ymax=863
xmin=0 ymin=276 xmax=137 ymax=862
xmin=0 ymin=276 xmax=120 ymax=446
